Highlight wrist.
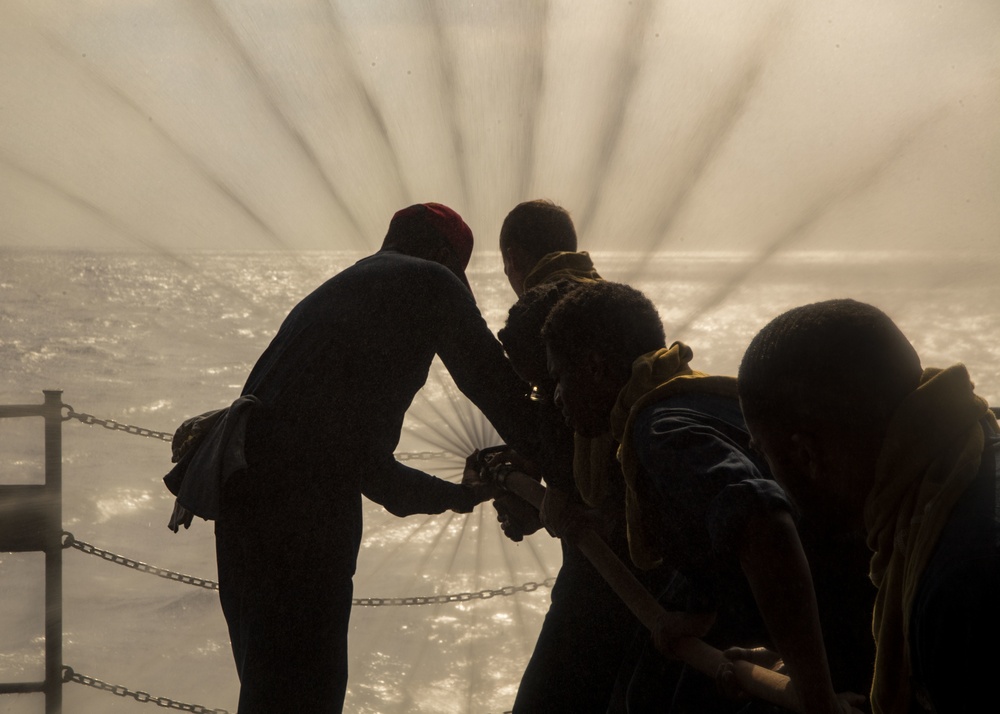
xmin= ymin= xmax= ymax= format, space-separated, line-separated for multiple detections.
xmin=461 ymin=482 xmax=493 ymax=508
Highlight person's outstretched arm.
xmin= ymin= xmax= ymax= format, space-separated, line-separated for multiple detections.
xmin=739 ymin=509 xmax=865 ymax=714
xmin=361 ymin=455 xmax=491 ymax=516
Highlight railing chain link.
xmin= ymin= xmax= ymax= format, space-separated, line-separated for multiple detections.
xmin=394 ymin=450 xmax=454 ymax=462
xmin=61 ymin=665 xmax=229 ymax=713
xmin=62 ymin=531 xmax=219 ymax=590
xmin=62 ymin=531 xmax=556 ymax=605
xmin=352 ymin=577 xmax=555 ymax=607
xmin=61 ymin=407 xmax=456 ymax=465
xmin=49 ymin=406 xmax=537 ymax=713
xmin=62 ymin=406 xmax=174 ymax=442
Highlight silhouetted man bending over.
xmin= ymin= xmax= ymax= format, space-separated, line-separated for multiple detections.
xmin=215 ymin=204 xmax=539 ymax=713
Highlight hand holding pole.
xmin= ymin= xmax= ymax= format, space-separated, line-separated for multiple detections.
xmin=495 ymin=466 xmax=803 ymax=713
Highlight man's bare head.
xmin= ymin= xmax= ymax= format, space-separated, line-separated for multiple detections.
xmin=499 ymin=200 xmax=577 ymax=297
xmin=738 ymin=298 xmax=922 ymax=531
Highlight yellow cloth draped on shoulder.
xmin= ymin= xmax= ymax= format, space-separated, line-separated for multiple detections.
xmin=606 ymin=342 xmax=740 ymax=570
xmin=521 ymin=250 xmax=602 ymax=293
xmin=522 ymin=249 xmax=610 ymax=507
xmin=865 ymin=364 xmax=998 ymax=714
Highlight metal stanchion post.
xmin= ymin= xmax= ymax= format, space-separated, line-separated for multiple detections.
xmin=43 ymin=390 xmax=64 ymax=714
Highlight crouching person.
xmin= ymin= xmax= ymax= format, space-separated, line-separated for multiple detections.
xmin=541 ymin=282 xmax=863 ymax=714
xmin=739 ymin=298 xmax=1000 ymax=714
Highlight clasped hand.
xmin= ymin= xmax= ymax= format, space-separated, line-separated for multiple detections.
xmin=718 ymin=647 xmax=867 ymax=714
xmin=460 ymin=449 xmax=499 ymax=505
xmin=538 ymin=487 xmax=605 ymax=540
xmin=462 ymin=448 xmax=542 ymax=539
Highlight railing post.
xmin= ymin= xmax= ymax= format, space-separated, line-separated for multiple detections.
xmin=0 ymin=390 xmax=64 ymax=712
xmin=43 ymin=390 xmax=63 ymax=714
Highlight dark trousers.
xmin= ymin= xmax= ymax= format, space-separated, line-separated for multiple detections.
xmin=513 ymin=525 xmax=673 ymax=714
xmin=216 ymin=465 xmax=361 ymax=714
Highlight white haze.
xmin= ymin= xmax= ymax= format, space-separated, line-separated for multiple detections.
xmin=0 ymin=0 xmax=997 ymax=256
xmin=1 ymin=1 xmax=999 ymax=713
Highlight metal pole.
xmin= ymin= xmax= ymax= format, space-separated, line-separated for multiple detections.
xmin=42 ymin=390 xmax=63 ymax=714
xmin=501 ymin=470 xmax=802 ymax=712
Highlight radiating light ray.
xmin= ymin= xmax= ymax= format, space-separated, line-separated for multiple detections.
xmin=464 ymin=571 xmax=479 ymax=714
xmin=423 ymin=0 xmax=471 ymax=212
xmin=404 ymin=368 xmax=504 ymax=460
xmin=465 ymin=505 xmax=489 ymax=713
xmin=356 ymin=510 xmax=462 ymax=630
xmin=573 ymin=0 xmax=657 ymax=239
xmin=474 ymin=501 xmax=488 ymax=588
xmin=398 ymin=510 xmax=462 ymax=591
xmin=475 ymin=503 xmax=540 ymax=649
xmin=356 ymin=506 xmax=520 ymax=710
xmin=446 ymin=508 xmax=479 ymax=580
xmin=318 ymin=0 xmax=413 ymax=207
xmin=392 ymin=598 xmax=455 ymax=714
xmin=360 ymin=510 xmax=445 ymax=580
xmin=37 ymin=30 xmax=304 ymax=259
xmin=425 ymin=365 xmax=503 ymax=454
xmin=7 ymin=4 xmax=987 ymax=712
xmin=402 ymin=385 xmax=477 ymax=456
xmin=448 ymin=370 xmax=502 ymax=449
xmin=629 ymin=57 xmax=769 ymax=269
xmin=405 ymin=399 xmax=477 ymax=459
xmin=429 ymin=367 xmax=481 ymax=441
xmin=512 ymin=0 xmax=549 ymax=202
xmin=670 ymin=107 xmax=947 ymax=338
xmin=491 ymin=507 xmax=537 ymax=647
xmin=0 ymin=152 xmax=269 ymax=317
xmin=193 ymin=0 xmax=369 ymax=249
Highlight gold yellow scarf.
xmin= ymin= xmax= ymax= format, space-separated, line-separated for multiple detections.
xmin=573 ymin=431 xmax=619 ymax=510
xmin=521 ymin=251 xmax=602 ymax=293
xmin=866 ymin=364 xmax=998 ymax=714
xmin=524 ymin=249 xmax=606 ymax=504
xmin=608 ymin=342 xmax=740 ymax=569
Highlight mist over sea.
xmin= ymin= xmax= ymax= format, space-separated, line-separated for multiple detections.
xmin=1 ymin=248 xmax=998 ymax=713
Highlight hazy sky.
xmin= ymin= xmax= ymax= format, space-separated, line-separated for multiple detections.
xmin=0 ymin=0 xmax=997 ymax=254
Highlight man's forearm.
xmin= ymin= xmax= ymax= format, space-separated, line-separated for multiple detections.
xmin=362 ymin=461 xmax=480 ymax=516
xmin=740 ymin=510 xmax=842 ymax=714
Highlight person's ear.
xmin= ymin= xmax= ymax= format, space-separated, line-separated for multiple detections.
xmin=583 ymin=349 xmax=608 ymax=376
xmin=432 ymin=243 xmax=463 ymax=274
xmin=790 ymin=431 xmax=824 ymax=483
xmin=502 ymin=243 xmax=520 ymax=268
xmin=587 ymin=350 xmax=629 ymax=391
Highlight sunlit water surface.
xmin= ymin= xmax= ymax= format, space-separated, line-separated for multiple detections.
xmin=1 ymin=249 xmax=999 ymax=713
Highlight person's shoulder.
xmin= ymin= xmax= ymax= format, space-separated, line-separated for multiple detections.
xmin=354 ymin=251 xmax=464 ymax=287
xmin=632 ymin=392 xmax=762 ymax=475
xmin=639 ymin=391 xmax=744 ymax=432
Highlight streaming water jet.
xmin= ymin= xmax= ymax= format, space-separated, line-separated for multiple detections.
xmin=1 ymin=2 xmax=998 ymax=713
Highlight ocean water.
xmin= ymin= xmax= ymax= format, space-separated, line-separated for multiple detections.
xmin=1 ymin=248 xmax=999 ymax=714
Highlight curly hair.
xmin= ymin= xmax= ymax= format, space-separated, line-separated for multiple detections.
xmin=499 ymin=280 xmax=580 ymax=389
xmin=541 ymin=281 xmax=666 ymax=375
xmin=738 ymin=299 xmax=922 ymax=429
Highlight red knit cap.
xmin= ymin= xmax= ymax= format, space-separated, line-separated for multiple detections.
xmin=421 ymin=203 xmax=473 ymax=270
xmin=384 ymin=203 xmax=475 ymax=299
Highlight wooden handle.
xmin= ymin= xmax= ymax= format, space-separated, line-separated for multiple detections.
xmin=501 ymin=470 xmax=801 ymax=712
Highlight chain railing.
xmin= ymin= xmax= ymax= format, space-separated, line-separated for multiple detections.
xmin=395 ymin=449 xmax=455 ymax=462
xmin=62 ymin=666 xmax=228 ymax=713
xmin=13 ymin=402 xmax=545 ymax=712
xmin=62 ymin=530 xmax=556 ymax=605
xmin=62 ymin=407 xmax=460 ymax=467
xmin=62 ymin=531 xmax=219 ymax=590
xmin=352 ymin=578 xmax=555 ymax=607
xmin=63 ymin=407 xmax=174 ymax=442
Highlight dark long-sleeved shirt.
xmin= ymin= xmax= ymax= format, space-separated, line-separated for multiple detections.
xmin=241 ymin=249 xmax=538 ymax=515
xmin=631 ymin=392 xmax=788 ymax=610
